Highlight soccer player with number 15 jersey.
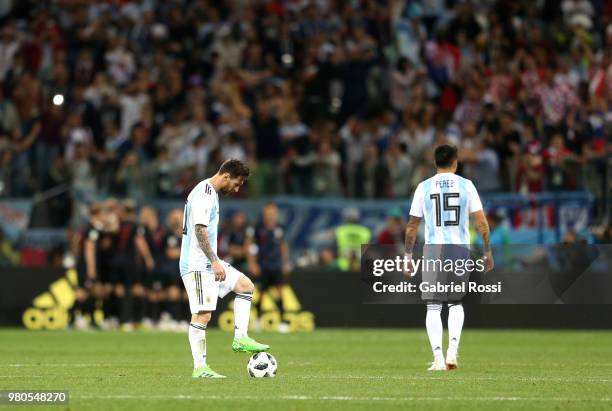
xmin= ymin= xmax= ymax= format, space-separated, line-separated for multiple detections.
xmin=405 ymin=145 xmax=494 ymax=371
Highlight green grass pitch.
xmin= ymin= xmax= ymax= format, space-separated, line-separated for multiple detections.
xmin=1 ymin=328 xmax=611 ymax=410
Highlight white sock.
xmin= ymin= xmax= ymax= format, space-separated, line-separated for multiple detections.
xmin=447 ymin=303 xmax=464 ymax=357
xmin=189 ymin=322 xmax=207 ymax=368
xmin=234 ymin=292 xmax=253 ymax=339
xmin=426 ymin=303 xmax=444 ymax=362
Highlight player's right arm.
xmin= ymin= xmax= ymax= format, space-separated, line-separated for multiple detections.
xmin=404 ymin=183 xmax=424 ymax=277
xmin=84 ymin=229 xmax=98 ymax=285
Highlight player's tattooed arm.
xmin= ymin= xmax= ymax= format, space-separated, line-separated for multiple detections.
xmin=473 ymin=210 xmax=491 ymax=253
xmin=479 ymin=224 xmax=491 ymax=254
xmin=404 ymin=216 xmax=421 ymax=255
xmin=472 ymin=210 xmax=494 ymax=272
xmin=194 ymin=224 xmax=219 ymax=263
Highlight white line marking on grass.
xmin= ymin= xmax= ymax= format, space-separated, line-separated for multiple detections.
xmin=0 ymin=375 xmax=45 ymax=378
xmin=291 ymin=375 xmax=612 ymax=384
xmin=4 ymin=363 xmax=166 ymax=367
xmin=7 ymin=362 xmax=612 ymax=368
xmin=74 ymin=394 xmax=612 ymax=402
xmin=3 ymin=366 xmax=611 ymax=384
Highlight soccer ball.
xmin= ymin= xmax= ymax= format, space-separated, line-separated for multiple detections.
xmin=247 ymin=352 xmax=277 ymax=378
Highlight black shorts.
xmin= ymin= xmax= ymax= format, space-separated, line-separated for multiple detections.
xmin=101 ymin=265 xmax=118 ymax=284
xmin=153 ymin=260 xmax=182 ymax=288
xmin=77 ymin=258 xmax=112 ymax=286
xmin=110 ymin=255 xmax=147 ymax=286
xmin=259 ymin=268 xmax=283 ymax=290
xmin=76 ymin=259 xmax=88 ymax=288
xmin=124 ymin=266 xmax=149 ymax=286
xmin=98 ymin=253 xmax=118 ymax=284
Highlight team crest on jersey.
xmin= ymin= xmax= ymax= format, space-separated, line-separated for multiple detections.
xmin=274 ymin=227 xmax=283 ymax=239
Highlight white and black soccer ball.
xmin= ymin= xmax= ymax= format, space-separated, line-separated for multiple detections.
xmin=247 ymin=352 xmax=277 ymax=378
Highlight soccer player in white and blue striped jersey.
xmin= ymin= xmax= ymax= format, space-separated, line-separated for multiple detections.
xmin=405 ymin=145 xmax=494 ymax=371
xmin=180 ymin=159 xmax=269 ymax=379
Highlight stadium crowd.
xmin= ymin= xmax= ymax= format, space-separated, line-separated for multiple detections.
xmin=0 ymin=0 xmax=609 ymax=218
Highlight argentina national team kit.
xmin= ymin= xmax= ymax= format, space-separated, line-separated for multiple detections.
xmin=409 ymin=172 xmax=484 ymax=301
xmin=179 ymin=179 xmax=243 ymax=312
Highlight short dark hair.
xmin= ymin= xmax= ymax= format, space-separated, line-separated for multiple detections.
xmin=434 ymin=144 xmax=458 ymax=168
xmin=218 ymin=158 xmax=251 ymax=179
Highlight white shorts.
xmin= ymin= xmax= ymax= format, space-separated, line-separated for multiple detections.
xmin=182 ymin=261 xmax=242 ymax=313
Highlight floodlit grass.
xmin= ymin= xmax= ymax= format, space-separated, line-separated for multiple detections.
xmin=1 ymin=328 xmax=611 ymax=410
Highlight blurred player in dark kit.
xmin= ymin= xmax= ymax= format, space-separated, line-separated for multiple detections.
xmin=137 ymin=206 xmax=166 ymax=328
xmin=158 ymin=208 xmax=188 ymax=330
xmin=71 ymin=203 xmax=105 ymax=329
xmin=246 ymin=202 xmax=291 ymax=332
xmin=111 ymin=200 xmax=155 ymax=329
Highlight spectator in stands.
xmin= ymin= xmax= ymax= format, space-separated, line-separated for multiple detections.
xmin=385 ymin=139 xmax=414 ymax=197
xmin=377 ymin=207 xmax=405 ymax=249
xmin=390 ymin=57 xmax=418 ymax=113
xmin=355 ymin=142 xmax=390 ymax=198
xmin=45 ymin=156 xmax=72 ymax=227
xmin=516 ymin=142 xmax=546 ymax=193
xmin=339 ymin=116 xmax=368 ymax=197
xmin=460 ymin=136 xmax=502 ymax=192
xmin=114 ymin=151 xmax=146 ymax=202
xmin=0 ymin=143 xmax=11 ymax=197
xmin=312 ymin=138 xmax=341 ymax=197
xmin=0 ymin=87 xmax=20 ymax=139
xmin=543 ymin=132 xmax=578 ymax=190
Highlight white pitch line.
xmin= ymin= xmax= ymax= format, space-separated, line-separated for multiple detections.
xmin=0 ymin=375 xmax=45 ymax=378
xmin=7 ymin=362 xmax=612 ymax=367
xmin=3 ymin=367 xmax=610 ymax=384
xmin=74 ymin=394 xmax=612 ymax=402
xmin=4 ymin=363 xmax=169 ymax=368
xmin=292 ymin=375 xmax=612 ymax=383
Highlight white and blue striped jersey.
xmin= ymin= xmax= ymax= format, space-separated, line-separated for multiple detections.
xmin=179 ymin=179 xmax=219 ymax=276
xmin=409 ymin=172 xmax=483 ymax=245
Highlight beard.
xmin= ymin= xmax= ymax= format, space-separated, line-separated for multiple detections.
xmin=218 ymin=187 xmax=231 ymax=195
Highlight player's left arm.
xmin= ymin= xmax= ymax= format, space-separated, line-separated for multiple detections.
xmin=467 ymin=181 xmax=494 ymax=272
xmin=472 ymin=210 xmax=494 ymax=272
xmin=405 ymin=183 xmax=424 ymax=257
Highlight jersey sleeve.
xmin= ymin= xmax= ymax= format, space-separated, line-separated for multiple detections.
xmin=87 ymin=227 xmax=99 ymax=241
xmin=191 ymin=191 xmax=214 ymax=226
xmin=467 ymin=181 xmax=483 ymax=213
xmin=409 ymin=183 xmax=424 ymax=218
xmin=245 ymin=226 xmax=255 ymax=238
xmin=136 ymin=225 xmax=147 ymax=237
